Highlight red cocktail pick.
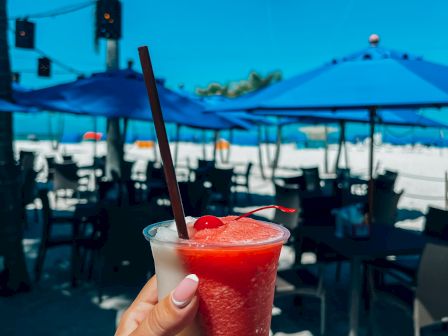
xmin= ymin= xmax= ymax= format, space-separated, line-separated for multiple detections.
xmin=194 ymin=205 xmax=296 ymax=231
xmin=235 ymin=205 xmax=296 ymax=220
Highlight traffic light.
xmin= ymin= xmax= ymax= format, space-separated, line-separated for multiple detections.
xmin=95 ymin=0 xmax=122 ymax=40
xmin=15 ymin=19 xmax=35 ymax=49
xmin=38 ymin=57 xmax=51 ymax=77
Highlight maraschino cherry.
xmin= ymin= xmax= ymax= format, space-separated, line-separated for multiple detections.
xmin=193 ymin=205 xmax=296 ymax=230
xmin=193 ymin=215 xmax=225 ymax=230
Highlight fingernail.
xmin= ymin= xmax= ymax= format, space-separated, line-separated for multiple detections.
xmin=171 ymin=274 xmax=199 ymax=308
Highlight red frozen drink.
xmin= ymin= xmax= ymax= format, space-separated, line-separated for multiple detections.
xmin=144 ymin=215 xmax=289 ymax=336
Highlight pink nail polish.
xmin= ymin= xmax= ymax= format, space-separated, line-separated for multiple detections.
xmin=172 ymin=274 xmax=199 ymax=308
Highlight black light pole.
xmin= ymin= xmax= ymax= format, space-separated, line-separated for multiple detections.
xmin=0 ymin=0 xmax=31 ymax=295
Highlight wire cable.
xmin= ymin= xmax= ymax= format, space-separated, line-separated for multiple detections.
xmin=34 ymin=47 xmax=84 ymax=75
xmin=9 ymin=1 xmax=95 ymax=21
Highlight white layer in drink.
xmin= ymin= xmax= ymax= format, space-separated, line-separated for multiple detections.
xmin=148 ymin=218 xmax=201 ymax=336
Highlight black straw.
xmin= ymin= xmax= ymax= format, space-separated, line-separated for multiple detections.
xmin=138 ymin=46 xmax=189 ymax=239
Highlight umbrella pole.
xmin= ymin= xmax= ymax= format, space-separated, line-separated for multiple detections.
xmin=218 ymin=133 xmax=225 ymax=163
xmin=48 ymin=112 xmax=54 ymax=150
xmin=264 ymin=126 xmax=273 ymax=168
xmin=105 ymin=39 xmax=123 ymax=181
xmin=344 ymin=131 xmax=350 ymax=168
xmin=123 ymin=118 xmax=129 ymax=141
xmin=271 ymin=125 xmax=283 ymax=179
xmin=257 ymin=125 xmax=267 ymax=180
xmin=57 ymin=114 xmax=64 ymax=150
xmin=224 ymin=129 xmax=233 ymax=164
xmin=93 ymin=116 xmax=98 ymax=159
xmin=213 ymin=130 xmax=219 ymax=163
xmin=324 ymin=125 xmax=329 ymax=174
xmin=367 ymin=108 xmax=376 ymax=226
xmin=334 ymin=121 xmax=345 ymax=172
xmin=153 ymin=140 xmax=159 ymax=163
xmin=174 ymin=124 xmax=181 ymax=168
xmin=202 ymin=129 xmax=207 ymax=160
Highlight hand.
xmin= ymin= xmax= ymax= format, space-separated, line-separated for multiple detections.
xmin=115 ymin=274 xmax=199 ymax=336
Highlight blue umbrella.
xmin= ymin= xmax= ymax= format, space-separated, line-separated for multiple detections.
xmin=211 ymin=37 xmax=448 ymax=237
xmin=0 ymin=99 xmax=34 ymax=113
xmin=211 ymin=44 xmax=448 ymax=112
xmin=209 ymin=37 xmax=448 ymax=336
xmin=254 ymin=109 xmax=447 ymax=128
xmin=0 ymin=84 xmax=36 ymax=113
xmin=255 ymin=108 xmax=448 ymax=173
xmin=14 ymin=69 xmax=251 ymax=131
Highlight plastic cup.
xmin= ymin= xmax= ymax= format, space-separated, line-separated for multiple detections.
xmin=143 ymin=219 xmax=290 ymax=336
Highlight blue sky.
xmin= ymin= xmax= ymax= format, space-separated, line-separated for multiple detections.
xmin=7 ymin=0 xmax=448 ymax=92
xmin=8 ymin=0 xmax=448 ymax=144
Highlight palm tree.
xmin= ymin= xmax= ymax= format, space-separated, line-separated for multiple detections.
xmin=0 ymin=0 xmax=30 ymax=295
xmin=195 ymin=70 xmax=282 ymax=98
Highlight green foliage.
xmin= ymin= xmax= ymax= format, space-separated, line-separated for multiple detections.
xmin=196 ymin=70 xmax=282 ymax=98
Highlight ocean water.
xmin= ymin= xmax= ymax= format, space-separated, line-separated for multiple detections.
xmin=13 ymin=112 xmax=448 ymax=147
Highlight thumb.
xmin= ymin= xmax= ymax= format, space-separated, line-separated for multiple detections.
xmin=130 ymin=274 xmax=199 ymax=336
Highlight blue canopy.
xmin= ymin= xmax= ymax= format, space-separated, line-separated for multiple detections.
xmin=14 ymin=69 xmax=252 ymax=130
xmin=0 ymin=84 xmax=36 ymax=112
xmin=211 ymin=44 xmax=448 ymax=111
xmin=191 ymin=94 xmax=280 ymax=126
xmin=253 ymin=109 xmax=448 ymax=128
xmin=0 ymin=99 xmax=35 ymax=113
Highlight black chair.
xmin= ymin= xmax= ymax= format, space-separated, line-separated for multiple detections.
xmin=299 ymin=191 xmax=339 ymax=227
xmin=275 ymin=265 xmax=327 ymax=335
xmin=45 ymin=156 xmax=56 ymax=182
xmin=301 ymin=167 xmax=321 ymax=193
xmin=98 ymin=181 xmax=119 ymax=203
xmin=208 ymin=167 xmax=234 ymax=214
xmin=53 ymin=162 xmax=88 ymax=202
xmin=197 ymin=159 xmax=215 ymax=170
xmin=21 ymin=169 xmax=38 ymax=225
xmin=93 ymin=156 xmax=106 ymax=179
xmin=370 ymin=206 xmax=448 ymax=284
xmin=124 ymin=180 xmax=139 ymax=205
xmin=143 ymin=160 xmax=156 ymax=180
xmin=95 ymin=204 xmax=156 ymax=301
xmin=19 ymin=150 xmax=35 ymax=172
xmin=146 ymin=165 xmax=168 ymax=202
xmin=194 ymin=159 xmax=215 ymax=183
xmin=374 ymin=170 xmax=398 ymax=192
xmin=274 ymin=183 xmax=327 ymax=335
xmin=335 ymin=168 xmax=351 ymax=190
xmin=179 ymin=180 xmax=212 ymax=217
xmin=273 ymin=182 xmax=300 ymax=231
xmin=299 ymin=190 xmax=346 ymax=281
xmin=146 ymin=163 xmax=165 ymax=182
xmin=97 ymin=180 xmax=138 ymax=206
xmin=424 ymin=206 xmax=448 ymax=240
xmin=372 ymin=188 xmax=403 ymax=226
xmin=121 ymin=160 xmax=135 ymax=182
xmin=34 ymin=189 xmax=78 ymax=284
xmin=272 ymin=182 xmax=307 ymax=268
xmin=275 ymin=174 xmax=305 ymax=188
xmin=232 ymin=162 xmax=253 ymax=203
xmin=367 ymin=242 xmax=448 ymax=336
xmin=62 ymin=154 xmax=73 ymax=163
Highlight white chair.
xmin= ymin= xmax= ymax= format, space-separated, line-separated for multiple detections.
xmin=368 ymin=242 xmax=448 ymax=336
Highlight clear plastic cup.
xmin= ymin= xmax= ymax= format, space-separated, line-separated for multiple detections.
xmin=143 ymin=218 xmax=290 ymax=336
